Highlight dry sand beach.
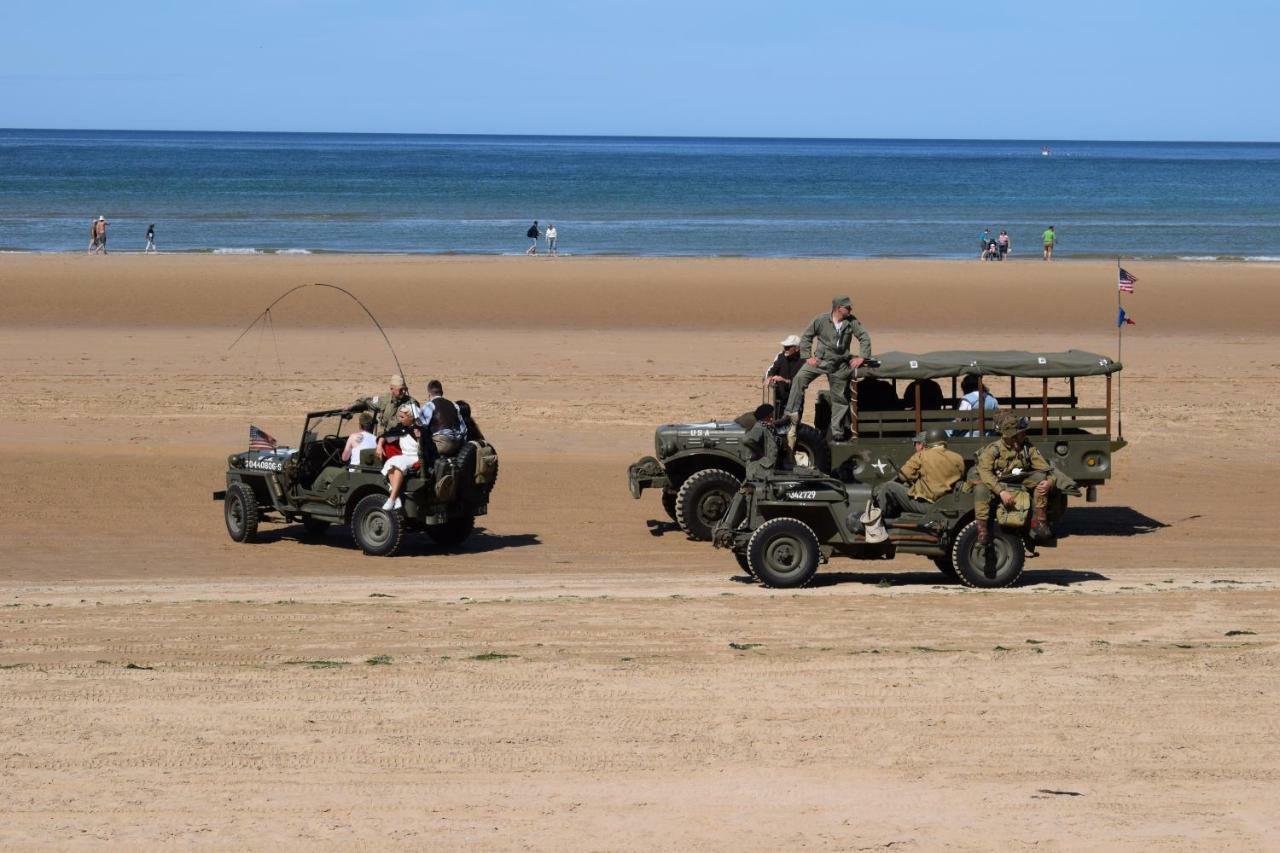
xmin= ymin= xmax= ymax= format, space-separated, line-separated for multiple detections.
xmin=2 ymin=254 xmax=1279 ymax=849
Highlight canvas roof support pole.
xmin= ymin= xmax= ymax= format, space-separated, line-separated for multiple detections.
xmin=1042 ymin=377 xmax=1049 ymax=437
xmin=1106 ymin=374 xmax=1113 ymax=436
xmin=1070 ymin=377 xmax=1077 ymax=423
xmin=1010 ymin=376 xmax=1017 ymax=408
xmin=951 ymin=376 xmax=957 ymax=405
xmin=914 ymin=383 xmax=922 ymax=433
xmin=850 ymin=374 xmax=859 ymax=439
xmin=978 ymin=376 xmax=986 ymax=436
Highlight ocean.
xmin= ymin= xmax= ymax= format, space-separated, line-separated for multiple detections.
xmin=2 ymin=129 xmax=1279 ymax=260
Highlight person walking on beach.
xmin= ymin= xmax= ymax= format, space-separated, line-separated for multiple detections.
xmin=88 ymin=216 xmax=108 ymax=254
xmin=526 ymin=221 xmax=541 ymax=255
xmin=1042 ymin=225 xmax=1056 ymax=261
xmin=979 ymin=228 xmax=992 ymax=259
xmin=144 ymin=224 xmax=157 ymax=253
xmin=546 ymin=223 xmax=558 ymax=255
xmin=997 ymin=229 xmax=1010 ymax=260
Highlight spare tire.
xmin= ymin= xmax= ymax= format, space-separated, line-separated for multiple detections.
xmin=675 ymin=468 xmax=740 ymax=541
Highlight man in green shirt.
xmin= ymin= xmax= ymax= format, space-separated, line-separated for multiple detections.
xmin=1042 ymin=226 xmax=1056 ymax=261
xmin=345 ymin=374 xmax=419 ymax=436
xmin=783 ymin=295 xmax=872 ymax=443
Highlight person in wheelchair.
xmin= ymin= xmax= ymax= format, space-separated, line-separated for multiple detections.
xmin=973 ymin=413 xmax=1056 ymax=544
xmin=874 ymin=428 xmax=965 ymax=519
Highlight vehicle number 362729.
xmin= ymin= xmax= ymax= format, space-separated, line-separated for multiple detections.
xmin=786 ymin=490 xmax=818 ymax=500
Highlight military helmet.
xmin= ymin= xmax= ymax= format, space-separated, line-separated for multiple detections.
xmin=997 ymin=413 xmax=1030 ymax=438
xmin=923 ymin=428 xmax=947 ymax=446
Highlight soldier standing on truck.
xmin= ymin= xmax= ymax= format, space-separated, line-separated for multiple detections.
xmin=345 ymin=374 xmax=419 ymax=436
xmin=973 ymin=413 xmax=1056 ymax=545
xmin=875 ymin=428 xmax=966 ymax=518
xmin=783 ymin=295 xmax=872 ymax=444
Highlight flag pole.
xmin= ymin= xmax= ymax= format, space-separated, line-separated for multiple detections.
xmin=1116 ymin=257 xmax=1124 ymax=440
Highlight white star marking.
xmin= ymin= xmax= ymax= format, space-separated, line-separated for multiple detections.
xmin=872 ymin=459 xmax=888 ymax=475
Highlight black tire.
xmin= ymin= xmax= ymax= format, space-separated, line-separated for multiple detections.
xmin=351 ymin=494 xmax=404 ymax=557
xmin=734 ymin=550 xmax=754 ymax=577
xmin=675 ymin=468 xmax=741 ymax=541
xmin=660 ymin=490 xmax=679 ymax=522
xmin=792 ymin=424 xmax=833 ymax=473
xmin=951 ymin=521 xmax=1025 ymax=588
xmin=932 ymin=552 xmax=958 ymax=579
xmin=301 ymin=517 xmax=331 ymax=537
xmin=747 ymin=518 xmax=820 ymax=589
xmin=425 ymin=515 xmax=476 ymax=548
xmin=224 ymin=482 xmax=259 ymax=543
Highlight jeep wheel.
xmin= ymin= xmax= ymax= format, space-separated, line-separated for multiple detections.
xmin=301 ymin=517 xmax=331 ymax=537
xmin=932 ymin=552 xmax=958 ymax=579
xmin=351 ymin=494 xmax=404 ymax=557
xmin=675 ymin=469 xmax=740 ymax=541
xmin=747 ymin=518 xmax=820 ymax=589
xmin=224 ymin=482 xmax=259 ymax=543
xmin=951 ymin=521 xmax=1025 ymax=588
xmin=426 ymin=515 xmax=476 ymax=548
xmin=792 ymin=424 xmax=833 ymax=473
xmin=660 ymin=490 xmax=679 ymax=522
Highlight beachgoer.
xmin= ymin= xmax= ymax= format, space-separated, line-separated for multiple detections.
xmin=345 ymin=374 xmax=418 ymax=435
xmin=526 ymin=221 xmax=540 ymax=255
xmin=972 ymin=413 xmax=1056 ymax=545
xmin=764 ymin=334 xmax=804 ymax=414
xmin=979 ymin=228 xmax=992 ymax=259
xmin=379 ymin=404 xmax=424 ymax=511
xmin=546 ymin=224 xmax=558 ymax=254
xmin=874 ymin=429 xmax=965 ymax=518
xmin=145 ymin=224 xmax=156 ymax=253
xmin=89 ymin=216 xmax=107 ymax=254
xmin=997 ymin=230 xmax=1010 ymax=260
xmin=1042 ymin=226 xmax=1056 ymax=261
xmin=783 ymin=296 xmax=872 ymax=443
xmin=342 ymin=413 xmax=378 ymax=467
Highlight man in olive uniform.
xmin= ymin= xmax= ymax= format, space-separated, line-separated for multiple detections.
xmin=875 ymin=428 xmax=966 ymax=518
xmin=736 ymin=404 xmax=779 ymax=480
xmin=973 ymin=413 xmax=1056 ymax=543
xmin=345 ymin=374 xmax=418 ymax=436
xmin=784 ymin=295 xmax=872 ymax=443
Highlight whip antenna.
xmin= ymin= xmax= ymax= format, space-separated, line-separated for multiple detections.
xmin=228 ymin=282 xmax=405 ymax=380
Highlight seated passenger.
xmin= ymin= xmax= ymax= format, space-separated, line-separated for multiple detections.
xmin=900 ymin=379 xmax=944 ymax=411
xmin=342 ymin=413 xmax=377 ymax=467
xmin=764 ymin=335 xmax=804 ymax=415
xmin=855 ymin=377 xmax=898 ymax=412
xmin=874 ymin=428 xmax=966 ymax=518
xmin=456 ymin=399 xmax=485 ymax=443
xmin=378 ymin=404 xmax=422 ymax=511
xmin=417 ymin=379 xmax=468 ymax=458
xmin=953 ymin=374 xmax=999 ymax=437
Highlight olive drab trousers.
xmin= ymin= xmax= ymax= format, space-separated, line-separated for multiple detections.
xmin=973 ymin=472 xmax=1055 ymax=522
xmin=785 ymin=361 xmax=853 ymax=438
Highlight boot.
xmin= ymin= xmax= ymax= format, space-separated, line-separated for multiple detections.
xmin=975 ymin=520 xmax=991 ymax=547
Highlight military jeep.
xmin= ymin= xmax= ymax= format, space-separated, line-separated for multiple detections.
xmin=711 ymin=466 xmax=1076 ymax=589
xmin=631 ymin=349 xmax=1124 ymax=543
xmin=215 ymin=409 xmax=497 ymax=557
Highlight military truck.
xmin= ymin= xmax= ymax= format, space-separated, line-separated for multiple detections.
xmin=215 ymin=409 xmax=497 ymax=557
xmin=630 ymin=349 xmax=1124 ymax=540
xmin=712 ymin=461 xmax=1076 ymax=589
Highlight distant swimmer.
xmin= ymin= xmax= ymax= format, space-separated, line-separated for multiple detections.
xmin=145 ymin=223 xmax=156 ymax=253
xmin=526 ymin=220 xmax=540 ymax=255
xmin=1042 ymin=225 xmax=1056 ymax=261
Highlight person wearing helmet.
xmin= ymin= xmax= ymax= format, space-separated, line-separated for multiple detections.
xmin=972 ymin=412 xmax=1056 ymax=544
xmin=874 ymin=428 xmax=965 ymax=518
xmin=782 ymin=295 xmax=873 ymax=443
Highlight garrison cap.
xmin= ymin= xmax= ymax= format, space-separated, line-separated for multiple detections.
xmin=832 ymin=295 xmax=853 ymax=309
xmin=390 ymin=374 xmax=406 ymax=387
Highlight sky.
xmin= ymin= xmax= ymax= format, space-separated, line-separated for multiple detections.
xmin=2 ymin=0 xmax=1275 ymax=141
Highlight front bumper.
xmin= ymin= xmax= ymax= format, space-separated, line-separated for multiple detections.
xmin=627 ymin=455 xmax=669 ymax=499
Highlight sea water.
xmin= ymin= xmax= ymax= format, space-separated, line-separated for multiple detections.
xmin=2 ymin=129 xmax=1278 ymax=259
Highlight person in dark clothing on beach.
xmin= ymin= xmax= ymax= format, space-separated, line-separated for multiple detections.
xmin=145 ymin=224 xmax=156 ymax=253
xmin=526 ymin=221 xmax=541 ymax=255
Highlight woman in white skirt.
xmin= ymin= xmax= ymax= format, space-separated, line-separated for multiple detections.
xmin=378 ymin=403 xmax=422 ymax=511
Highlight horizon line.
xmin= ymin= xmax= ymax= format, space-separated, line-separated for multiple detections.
xmin=2 ymin=127 xmax=1278 ymax=146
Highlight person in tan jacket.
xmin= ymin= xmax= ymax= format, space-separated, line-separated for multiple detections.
xmin=875 ymin=428 xmax=965 ymax=517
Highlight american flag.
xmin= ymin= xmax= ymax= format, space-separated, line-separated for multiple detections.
xmin=249 ymin=424 xmax=278 ymax=451
xmin=1118 ymin=268 xmax=1138 ymax=293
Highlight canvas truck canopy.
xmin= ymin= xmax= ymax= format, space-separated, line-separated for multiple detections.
xmin=867 ymin=350 xmax=1121 ymax=380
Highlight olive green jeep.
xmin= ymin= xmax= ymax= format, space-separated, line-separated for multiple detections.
xmin=215 ymin=409 xmax=498 ymax=556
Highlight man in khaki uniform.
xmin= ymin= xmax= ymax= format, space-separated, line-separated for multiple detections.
xmin=875 ymin=428 xmax=966 ymax=517
xmin=784 ymin=295 xmax=872 ymax=443
xmin=973 ymin=413 xmax=1055 ymax=543
xmin=345 ymin=374 xmax=418 ymax=436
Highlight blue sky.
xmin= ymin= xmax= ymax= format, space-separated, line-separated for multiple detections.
xmin=2 ymin=0 xmax=1274 ymax=140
